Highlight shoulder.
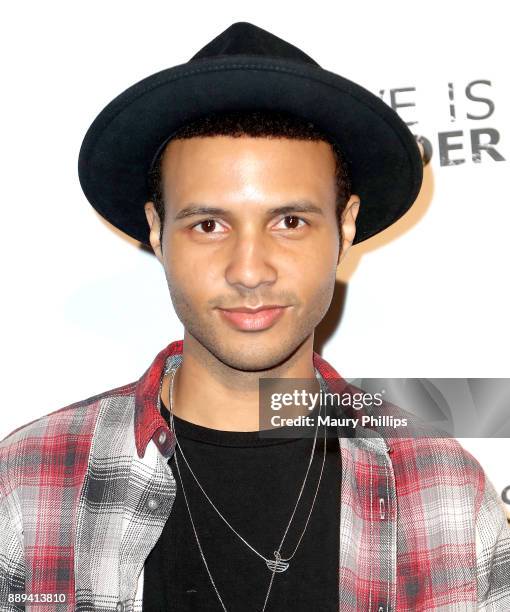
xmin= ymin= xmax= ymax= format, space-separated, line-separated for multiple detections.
xmin=389 ymin=436 xmax=486 ymax=511
xmin=0 ymin=381 xmax=137 ymax=492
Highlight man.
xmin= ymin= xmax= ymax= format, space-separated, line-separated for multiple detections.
xmin=1 ymin=21 xmax=509 ymax=612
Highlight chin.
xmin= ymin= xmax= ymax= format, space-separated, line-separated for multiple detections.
xmin=208 ymin=336 xmax=310 ymax=373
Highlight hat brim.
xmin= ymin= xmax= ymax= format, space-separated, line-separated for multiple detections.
xmin=78 ymin=55 xmax=423 ymax=246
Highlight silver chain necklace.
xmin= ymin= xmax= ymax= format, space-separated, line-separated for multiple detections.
xmin=167 ymin=364 xmax=327 ymax=612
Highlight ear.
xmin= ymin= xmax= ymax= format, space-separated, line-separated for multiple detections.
xmin=337 ymin=195 xmax=360 ymax=264
xmin=144 ymin=201 xmax=164 ymax=263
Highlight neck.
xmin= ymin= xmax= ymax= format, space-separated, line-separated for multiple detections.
xmin=160 ymin=332 xmax=320 ymax=431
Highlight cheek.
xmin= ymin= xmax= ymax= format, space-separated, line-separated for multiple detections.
xmin=293 ymin=263 xmax=337 ymax=310
xmin=286 ymin=234 xmax=339 ymax=286
xmin=285 ymin=237 xmax=338 ymax=322
xmin=164 ymin=247 xmax=218 ymax=305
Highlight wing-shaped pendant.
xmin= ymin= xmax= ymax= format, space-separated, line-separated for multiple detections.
xmin=266 ymin=551 xmax=289 ymax=573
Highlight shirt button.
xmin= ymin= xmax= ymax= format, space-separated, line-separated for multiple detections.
xmin=147 ymin=497 xmax=159 ymax=510
xmin=116 ymin=602 xmax=124 ymax=612
xmin=379 ymin=497 xmax=386 ymax=520
xmin=158 ymin=431 xmax=167 ymax=444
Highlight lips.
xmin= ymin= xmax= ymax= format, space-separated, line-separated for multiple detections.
xmin=217 ymin=305 xmax=290 ymax=331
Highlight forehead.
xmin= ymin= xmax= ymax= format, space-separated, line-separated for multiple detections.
xmin=159 ymin=136 xmax=337 ymax=207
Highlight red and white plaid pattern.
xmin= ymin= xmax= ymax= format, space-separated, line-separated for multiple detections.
xmin=1 ymin=339 xmax=509 ymax=610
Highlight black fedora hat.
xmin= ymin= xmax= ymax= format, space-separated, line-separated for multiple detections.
xmin=78 ymin=21 xmax=423 ymax=246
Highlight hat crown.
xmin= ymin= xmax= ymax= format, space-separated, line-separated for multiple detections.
xmin=190 ymin=22 xmax=320 ymax=67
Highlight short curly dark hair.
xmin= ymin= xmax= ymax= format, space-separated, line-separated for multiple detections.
xmin=147 ymin=109 xmax=352 ymax=243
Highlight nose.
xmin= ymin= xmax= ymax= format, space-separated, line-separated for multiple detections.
xmin=224 ymin=229 xmax=277 ymax=290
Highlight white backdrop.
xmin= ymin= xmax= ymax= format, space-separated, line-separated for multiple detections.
xmin=1 ymin=1 xmax=508 ymax=516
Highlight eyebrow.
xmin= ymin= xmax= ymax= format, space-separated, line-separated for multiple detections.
xmin=173 ymin=201 xmax=325 ymax=221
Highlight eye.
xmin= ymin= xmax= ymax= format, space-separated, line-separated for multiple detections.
xmin=191 ymin=219 xmax=227 ymax=234
xmin=274 ymin=215 xmax=309 ymax=230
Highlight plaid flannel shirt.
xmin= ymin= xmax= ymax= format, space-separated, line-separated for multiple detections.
xmin=1 ymin=339 xmax=509 ymax=611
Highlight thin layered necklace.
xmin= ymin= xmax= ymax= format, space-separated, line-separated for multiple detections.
xmin=167 ymin=365 xmax=327 ymax=611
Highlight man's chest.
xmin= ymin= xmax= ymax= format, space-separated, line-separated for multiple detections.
xmin=142 ymin=434 xmax=341 ymax=611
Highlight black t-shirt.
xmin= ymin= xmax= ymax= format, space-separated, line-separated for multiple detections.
xmin=142 ymin=395 xmax=341 ymax=612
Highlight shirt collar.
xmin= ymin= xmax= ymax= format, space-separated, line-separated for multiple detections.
xmin=134 ymin=338 xmax=358 ymax=458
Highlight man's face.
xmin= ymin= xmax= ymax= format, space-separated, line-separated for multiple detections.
xmin=145 ymin=136 xmax=358 ymax=372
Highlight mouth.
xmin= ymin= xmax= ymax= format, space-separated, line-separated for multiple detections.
xmin=216 ymin=305 xmax=291 ymax=332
